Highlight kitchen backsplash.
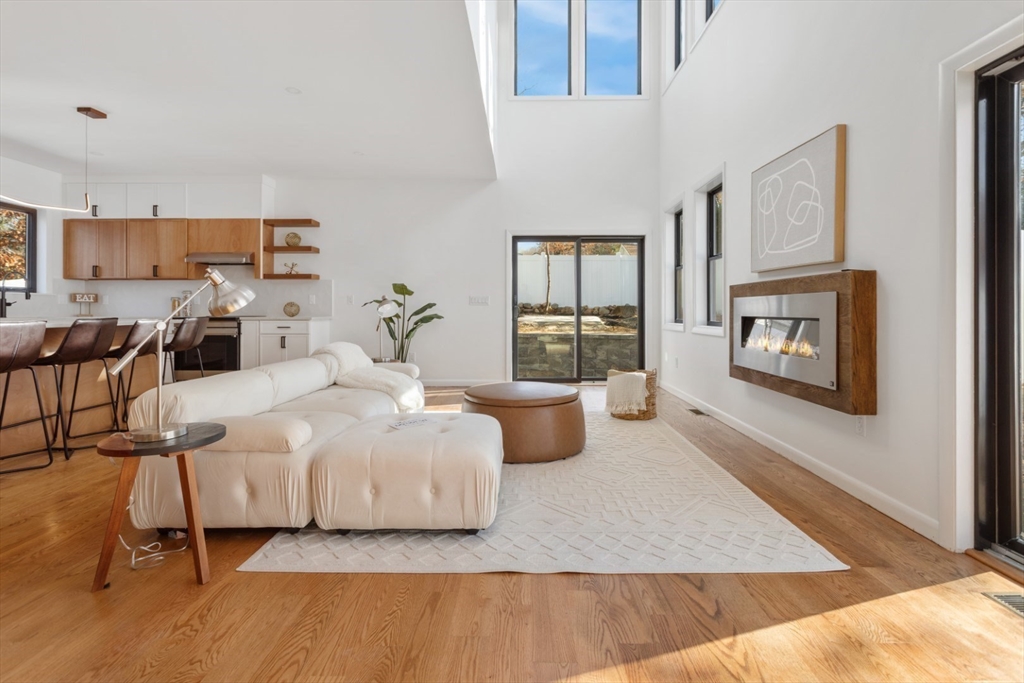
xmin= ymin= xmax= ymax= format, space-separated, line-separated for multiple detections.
xmin=5 ymin=267 xmax=334 ymax=319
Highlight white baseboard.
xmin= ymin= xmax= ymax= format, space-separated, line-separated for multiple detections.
xmin=660 ymin=382 xmax=941 ymax=543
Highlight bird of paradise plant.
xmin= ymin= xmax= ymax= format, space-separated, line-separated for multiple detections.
xmin=363 ymin=283 xmax=443 ymax=363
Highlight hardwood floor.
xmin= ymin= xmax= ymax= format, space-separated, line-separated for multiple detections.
xmin=1 ymin=387 xmax=1021 ymax=682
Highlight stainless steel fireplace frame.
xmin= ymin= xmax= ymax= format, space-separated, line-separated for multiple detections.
xmin=732 ymin=291 xmax=838 ymax=391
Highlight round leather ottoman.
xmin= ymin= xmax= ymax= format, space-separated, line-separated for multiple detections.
xmin=462 ymin=382 xmax=585 ymax=463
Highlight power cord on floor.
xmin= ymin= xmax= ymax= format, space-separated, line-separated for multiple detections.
xmin=108 ymin=454 xmax=190 ymax=570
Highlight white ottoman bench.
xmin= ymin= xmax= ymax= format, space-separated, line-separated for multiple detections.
xmin=311 ymin=413 xmax=503 ymax=533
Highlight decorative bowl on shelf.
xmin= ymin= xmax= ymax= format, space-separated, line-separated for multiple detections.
xmin=283 ymin=302 xmax=301 ymax=317
xmin=284 ymin=232 xmax=302 ymax=247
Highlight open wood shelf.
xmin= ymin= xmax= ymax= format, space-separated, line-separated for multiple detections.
xmin=263 ymin=246 xmax=320 ymax=253
xmin=261 ymin=217 xmax=321 ymax=279
xmin=263 ymin=218 xmax=320 ymax=228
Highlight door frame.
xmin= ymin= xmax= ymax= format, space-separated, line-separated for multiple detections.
xmin=510 ymin=235 xmax=646 ymax=383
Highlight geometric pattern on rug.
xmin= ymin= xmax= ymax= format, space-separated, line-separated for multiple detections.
xmin=238 ymin=411 xmax=848 ymax=574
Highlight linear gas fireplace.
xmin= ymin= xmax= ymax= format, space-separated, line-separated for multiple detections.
xmin=729 ymin=271 xmax=876 ymax=415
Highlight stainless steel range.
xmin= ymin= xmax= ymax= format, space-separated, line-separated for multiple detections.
xmin=173 ymin=316 xmax=241 ymax=380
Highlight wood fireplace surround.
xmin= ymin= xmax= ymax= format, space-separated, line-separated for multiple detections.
xmin=729 ymin=270 xmax=876 ymax=415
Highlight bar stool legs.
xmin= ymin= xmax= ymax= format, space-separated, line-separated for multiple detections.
xmin=0 ymin=368 xmax=55 ymax=473
xmin=53 ymin=360 xmax=122 ymax=458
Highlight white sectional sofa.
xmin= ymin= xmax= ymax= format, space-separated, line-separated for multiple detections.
xmin=127 ymin=344 xmax=504 ymax=533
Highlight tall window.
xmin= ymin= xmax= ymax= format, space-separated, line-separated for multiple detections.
xmin=0 ymin=202 xmax=36 ymax=292
xmin=585 ymin=0 xmax=640 ymax=96
xmin=515 ymin=0 xmax=571 ymax=96
xmin=674 ymin=210 xmax=684 ymax=324
xmin=706 ymin=186 xmax=723 ymax=326
xmin=673 ymin=0 xmax=683 ymax=70
xmin=515 ymin=0 xmax=642 ymax=98
xmin=706 ymin=0 xmax=723 ymax=21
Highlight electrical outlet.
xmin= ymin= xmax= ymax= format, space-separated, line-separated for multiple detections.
xmin=674 ymin=356 xmax=679 ymax=369
xmin=855 ymin=416 xmax=867 ymax=437
xmin=346 ymin=294 xmax=354 ymax=305
xmin=309 ymin=294 xmax=316 ymax=305
xmin=663 ymin=351 xmax=669 ymax=362
xmin=469 ymin=296 xmax=490 ymax=306
xmin=411 ymin=352 xmax=417 ymax=363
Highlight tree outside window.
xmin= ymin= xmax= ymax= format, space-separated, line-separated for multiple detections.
xmin=0 ymin=203 xmax=36 ymax=292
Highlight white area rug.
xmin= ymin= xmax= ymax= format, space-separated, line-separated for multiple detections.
xmin=239 ymin=405 xmax=847 ymax=574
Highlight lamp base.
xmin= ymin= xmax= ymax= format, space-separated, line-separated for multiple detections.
xmin=127 ymin=423 xmax=189 ymax=443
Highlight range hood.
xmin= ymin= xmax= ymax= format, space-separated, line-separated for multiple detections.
xmin=185 ymin=252 xmax=255 ymax=265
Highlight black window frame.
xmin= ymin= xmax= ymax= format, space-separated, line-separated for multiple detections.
xmin=514 ymin=0 xmax=572 ymax=97
xmin=674 ymin=0 xmax=683 ymax=69
xmin=706 ymin=0 xmax=721 ymax=21
xmin=975 ymin=49 xmax=1024 ymax=560
xmin=674 ymin=210 xmax=684 ymax=324
xmin=0 ymin=202 xmax=38 ymax=294
xmin=706 ymin=185 xmax=724 ymax=327
xmin=584 ymin=0 xmax=642 ymax=96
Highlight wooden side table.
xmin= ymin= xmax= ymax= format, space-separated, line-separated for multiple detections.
xmin=92 ymin=422 xmax=226 ymax=592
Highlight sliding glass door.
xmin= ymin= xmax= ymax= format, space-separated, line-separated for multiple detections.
xmin=513 ymin=237 xmax=644 ymax=382
xmin=976 ymin=50 xmax=1023 ymax=560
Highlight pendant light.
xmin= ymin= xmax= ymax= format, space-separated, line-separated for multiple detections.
xmin=0 ymin=107 xmax=106 ymax=213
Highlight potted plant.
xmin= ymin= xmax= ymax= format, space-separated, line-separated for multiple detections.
xmin=363 ymin=283 xmax=443 ymax=363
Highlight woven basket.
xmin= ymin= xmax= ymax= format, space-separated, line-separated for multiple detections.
xmin=608 ymin=368 xmax=657 ymax=421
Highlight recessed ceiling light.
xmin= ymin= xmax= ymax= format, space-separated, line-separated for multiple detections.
xmin=285 ymin=87 xmax=302 ymax=95
xmin=352 ymin=150 xmax=365 ymax=157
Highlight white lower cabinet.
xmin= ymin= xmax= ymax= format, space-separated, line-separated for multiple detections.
xmin=248 ymin=319 xmax=329 ymax=368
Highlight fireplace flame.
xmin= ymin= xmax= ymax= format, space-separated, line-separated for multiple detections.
xmin=747 ymin=333 xmax=819 ymax=359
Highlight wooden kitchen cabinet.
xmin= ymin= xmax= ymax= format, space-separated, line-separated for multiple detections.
xmin=127 ymin=219 xmax=188 ymax=279
xmin=186 ymin=218 xmax=262 ymax=279
xmin=63 ymin=219 xmax=126 ymax=280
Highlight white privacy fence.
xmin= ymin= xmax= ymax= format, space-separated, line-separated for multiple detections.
xmin=517 ymin=255 xmax=638 ymax=306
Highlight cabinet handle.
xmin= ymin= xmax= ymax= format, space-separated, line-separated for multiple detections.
xmin=280 ymin=336 xmax=286 ymax=349
xmin=92 ymin=265 xmax=98 ymax=278
xmin=91 ymin=205 xmax=98 ymax=217
xmin=276 ymin=326 xmax=291 ymax=329
xmin=152 ymin=204 xmax=159 ymax=217
xmin=153 ymin=265 xmax=158 ymax=277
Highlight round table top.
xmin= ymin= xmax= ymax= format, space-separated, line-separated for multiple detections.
xmin=96 ymin=422 xmax=227 ymax=457
xmin=464 ymin=381 xmax=579 ymax=408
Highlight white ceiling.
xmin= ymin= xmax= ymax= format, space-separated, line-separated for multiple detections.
xmin=0 ymin=0 xmax=496 ymax=179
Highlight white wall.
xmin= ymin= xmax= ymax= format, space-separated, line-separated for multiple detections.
xmin=272 ymin=0 xmax=661 ymax=383
xmin=659 ymin=0 xmax=1023 ymax=545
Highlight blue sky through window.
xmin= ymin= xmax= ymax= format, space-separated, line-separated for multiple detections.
xmin=516 ymin=0 xmax=570 ymax=96
xmin=585 ymin=0 xmax=639 ymax=96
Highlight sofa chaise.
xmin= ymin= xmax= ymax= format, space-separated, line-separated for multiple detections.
xmin=127 ymin=343 xmax=504 ymax=533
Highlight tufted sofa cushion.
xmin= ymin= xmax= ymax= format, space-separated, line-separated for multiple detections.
xmin=257 ymin=357 xmax=332 ymax=407
xmin=207 ymin=415 xmax=313 ymax=453
xmin=269 ymin=386 xmax=402 ymax=420
xmin=128 ymin=369 xmax=275 ymax=429
xmin=311 ymin=413 xmax=504 ymax=531
xmin=129 ymin=411 xmax=357 ymax=529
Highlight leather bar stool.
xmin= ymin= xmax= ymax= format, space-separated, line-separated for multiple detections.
xmin=103 ymin=319 xmax=160 ymax=430
xmin=0 ymin=321 xmax=54 ymax=473
xmin=163 ymin=317 xmax=208 ymax=383
xmin=32 ymin=318 xmax=118 ymax=459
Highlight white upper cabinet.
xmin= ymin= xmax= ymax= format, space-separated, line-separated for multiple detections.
xmin=64 ymin=183 xmax=127 ymax=218
xmin=126 ymin=183 xmax=187 ymax=218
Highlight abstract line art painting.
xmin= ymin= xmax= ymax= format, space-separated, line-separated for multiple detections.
xmin=751 ymin=125 xmax=846 ymax=272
